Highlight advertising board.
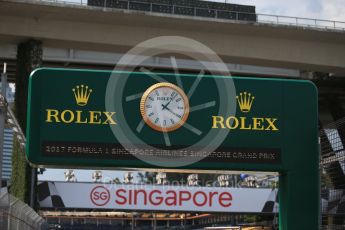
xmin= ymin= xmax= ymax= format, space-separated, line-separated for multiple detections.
xmin=38 ymin=181 xmax=278 ymax=213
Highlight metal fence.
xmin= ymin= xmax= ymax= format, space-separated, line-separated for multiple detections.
xmin=31 ymin=0 xmax=345 ymax=31
xmin=0 ymin=188 xmax=47 ymax=230
xmin=320 ymin=117 xmax=345 ymax=229
xmin=0 ymin=76 xmax=45 ymax=229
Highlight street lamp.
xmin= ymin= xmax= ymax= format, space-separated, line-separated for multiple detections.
xmin=187 ymin=174 xmax=199 ymax=186
xmin=124 ymin=172 xmax=133 ymax=184
xmin=92 ymin=170 xmax=102 ymax=183
xmin=64 ymin=170 xmax=76 ymax=182
xmin=156 ymin=172 xmax=168 ymax=185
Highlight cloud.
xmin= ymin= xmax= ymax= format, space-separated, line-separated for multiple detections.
xmin=322 ymin=0 xmax=345 ymax=21
xmin=218 ymin=0 xmax=345 ymax=21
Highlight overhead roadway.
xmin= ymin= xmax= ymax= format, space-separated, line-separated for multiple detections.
xmin=0 ymin=0 xmax=345 ymax=75
xmin=0 ymin=44 xmax=300 ymax=82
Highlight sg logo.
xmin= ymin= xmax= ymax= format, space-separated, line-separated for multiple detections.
xmin=90 ymin=186 xmax=110 ymax=206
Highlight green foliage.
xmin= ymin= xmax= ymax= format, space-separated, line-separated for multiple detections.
xmin=136 ymin=172 xmax=157 ymax=184
xmin=15 ymin=39 xmax=42 ymax=133
xmin=321 ymin=170 xmax=333 ymax=189
xmin=137 ymin=172 xmax=145 ymax=183
xmin=242 ymin=214 xmax=264 ymax=224
xmin=166 ymin=173 xmax=218 ymax=186
xmin=10 ymin=39 xmax=42 ymax=206
xmin=270 ymin=180 xmax=279 ymax=189
xmin=112 ymin=177 xmax=121 ymax=184
xmin=9 ymin=137 xmax=31 ymax=202
xmin=144 ymin=172 xmax=156 ymax=184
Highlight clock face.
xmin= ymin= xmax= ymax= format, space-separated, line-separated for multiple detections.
xmin=140 ymin=82 xmax=189 ymax=132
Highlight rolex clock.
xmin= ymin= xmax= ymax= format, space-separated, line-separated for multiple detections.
xmin=140 ymin=82 xmax=189 ymax=132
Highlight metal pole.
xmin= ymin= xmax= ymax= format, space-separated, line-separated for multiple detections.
xmin=0 ymin=62 xmax=8 ymax=190
xmin=29 ymin=168 xmax=35 ymax=207
xmin=131 ymin=213 xmax=134 ymax=230
xmin=0 ymin=63 xmax=8 ymax=230
xmin=153 ymin=212 xmax=156 ymax=230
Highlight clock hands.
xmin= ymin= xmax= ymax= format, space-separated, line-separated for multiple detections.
xmin=161 ymin=93 xmax=183 ymax=122
xmin=163 ymin=106 xmax=182 ymax=119
xmin=161 ymin=93 xmax=178 ymax=111
xmin=161 ymin=102 xmax=170 ymax=111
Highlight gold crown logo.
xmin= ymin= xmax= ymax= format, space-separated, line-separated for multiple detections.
xmin=72 ymin=84 xmax=92 ymax=106
xmin=236 ymin=92 xmax=254 ymax=113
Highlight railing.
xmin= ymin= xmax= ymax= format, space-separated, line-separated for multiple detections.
xmin=0 ymin=189 xmax=47 ymax=230
xmin=31 ymin=0 xmax=345 ymax=31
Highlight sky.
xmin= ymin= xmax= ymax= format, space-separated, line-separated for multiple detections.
xmin=215 ymin=0 xmax=345 ymax=21
xmin=39 ymin=0 xmax=345 ymax=182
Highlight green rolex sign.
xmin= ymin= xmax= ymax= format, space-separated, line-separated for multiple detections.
xmin=26 ymin=68 xmax=319 ymax=229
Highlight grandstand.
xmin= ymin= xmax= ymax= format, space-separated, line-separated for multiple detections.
xmin=87 ymin=0 xmax=257 ymax=21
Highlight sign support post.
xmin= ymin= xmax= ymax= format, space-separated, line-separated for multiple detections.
xmin=0 ymin=63 xmax=7 ymax=189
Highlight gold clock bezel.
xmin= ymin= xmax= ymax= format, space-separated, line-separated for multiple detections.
xmin=140 ymin=82 xmax=190 ymax=132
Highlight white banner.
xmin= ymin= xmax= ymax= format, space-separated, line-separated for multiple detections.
xmin=38 ymin=181 xmax=278 ymax=213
